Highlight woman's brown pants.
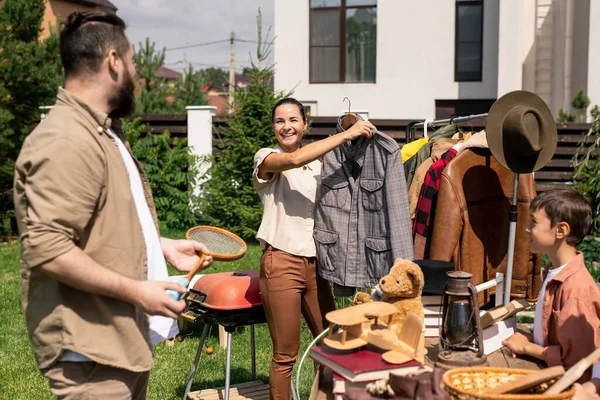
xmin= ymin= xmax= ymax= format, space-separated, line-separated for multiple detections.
xmin=259 ymin=246 xmax=336 ymax=400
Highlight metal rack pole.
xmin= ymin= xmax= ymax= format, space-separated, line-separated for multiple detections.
xmin=411 ymin=113 xmax=489 ymax=129
xmin=407 ymin=113 xmax=488 ymax=143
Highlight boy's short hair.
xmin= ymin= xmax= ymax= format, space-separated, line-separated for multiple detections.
xmin=531 ymin=188 xmax=592 ymax=246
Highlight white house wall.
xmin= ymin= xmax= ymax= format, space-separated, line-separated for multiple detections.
xmin=497 ymin=0 xmax=536 ymax=96
xmin=587 ymin=0 xmax=600 ymax=120
xmin=274 ymin=0 xmax=500 ymax=119
xmin=571 ymin=0 xmax=590 ymax=108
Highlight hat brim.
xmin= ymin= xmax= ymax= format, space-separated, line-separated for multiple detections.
xmin=487 ymin=91 xmax=557 ymax=173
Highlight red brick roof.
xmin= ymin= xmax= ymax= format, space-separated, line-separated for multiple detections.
xmin=155 ymin=66 xmax=181 ymax=81
xmin=207 ymin=93 xmax=230 ymax=115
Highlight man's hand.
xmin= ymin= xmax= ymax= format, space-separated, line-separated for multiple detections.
xmin=502 ymin=332 xmax=531 ymax=357
xmin=131 ymin=280 xmax=187 ymax=319
xmin=161 ymin=237 xmax=213 ymax=272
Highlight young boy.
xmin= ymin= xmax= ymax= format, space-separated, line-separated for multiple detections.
xmin=502 ymin=188 xmax=600 ymax=389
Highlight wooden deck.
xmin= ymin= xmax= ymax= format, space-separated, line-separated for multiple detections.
xmin=188 ymin=381 xmax=270 ymax=400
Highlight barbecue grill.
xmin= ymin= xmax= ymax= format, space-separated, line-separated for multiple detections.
xmin=181 ymin=270 xmax=266 ymax=400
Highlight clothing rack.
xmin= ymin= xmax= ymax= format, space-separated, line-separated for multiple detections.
xmin=406 ymin=110 xmax=524 ymax=307
xmin=407 ymin=112 xmax=488 ymax=143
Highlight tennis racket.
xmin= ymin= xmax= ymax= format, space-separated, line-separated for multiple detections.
xmin=167 ymin=226 xmax=247 ymax=300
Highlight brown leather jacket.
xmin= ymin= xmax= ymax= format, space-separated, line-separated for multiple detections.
xmin=428 ymin=133 xmax=541 ymax=304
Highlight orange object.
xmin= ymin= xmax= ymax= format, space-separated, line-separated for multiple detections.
xmin=190 ymin=270 xmax=261 ymax=310
xmin=206 ymin=347 xmax=213 ymax=355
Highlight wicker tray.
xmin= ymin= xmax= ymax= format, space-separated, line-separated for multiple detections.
xmin=442 ymin=367 xmax=576 ymax=400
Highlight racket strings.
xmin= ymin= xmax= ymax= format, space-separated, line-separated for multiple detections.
xmin=188 ymin=228 xmax=246 ymax=256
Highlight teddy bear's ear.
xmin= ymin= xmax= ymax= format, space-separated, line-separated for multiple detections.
xmin=406 ymin=265 xmax=423 ymax=285
xmin=406 ymin=266 xmax=417 ymax=280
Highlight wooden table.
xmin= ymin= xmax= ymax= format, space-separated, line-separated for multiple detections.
xmin=310 ymin=326 xmax=545 ymax=400
xmin=424 ymin=337 xmax=545 ymax=370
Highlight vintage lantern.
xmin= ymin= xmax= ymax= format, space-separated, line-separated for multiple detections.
xmin=436 ymin=271 xmax=488 ymax=369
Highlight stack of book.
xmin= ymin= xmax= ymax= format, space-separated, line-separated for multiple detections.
xmin=421 ymin=295 xmax=444 ymax=337
xmin=310 ymin=346 xmax=422 ymax=399
xmin=422 ymin=294 xmax=444 ymax=337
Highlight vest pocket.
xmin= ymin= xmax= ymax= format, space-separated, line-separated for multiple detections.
xmin=360 ymin=179 xmax=384 ymax=211
xmin=314 ymin=229 xmax=339 ymax=272
xmin=320 ymin=176 xmax=349 ymax=209
xmin=365 ymin=237 xmax=393 ymax=281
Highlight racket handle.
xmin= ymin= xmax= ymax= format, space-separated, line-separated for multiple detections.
xmin=185 ymin=253 xmax=207 ymax=281
xmin=166 ymin=277 xmax=190 ymax=301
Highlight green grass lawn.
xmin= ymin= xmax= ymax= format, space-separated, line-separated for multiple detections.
xmin=0 ymin=233 xmax=321 ymax=400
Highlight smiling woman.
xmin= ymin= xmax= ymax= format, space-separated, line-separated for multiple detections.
xmin=251 ymin=97 xmax=375 ymax=399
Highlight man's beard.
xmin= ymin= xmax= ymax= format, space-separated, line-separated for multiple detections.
xmin=108 ymin=67 xmax=136 ymax=119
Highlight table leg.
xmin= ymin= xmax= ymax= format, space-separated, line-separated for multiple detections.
xmin=225 ymin=331 xmax=233 ymax=400
xmin=183 ymin=323 xmax=210 ymax=400
xmin=251 ymin=325 xmax=256 ymax=380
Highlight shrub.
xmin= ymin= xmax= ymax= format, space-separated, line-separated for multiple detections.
xmin=573 ymin=114 xmax=600 ymax=234
xmin=578 ymin=237 xmax=600 ymax=282
xmin=123 ymin=118 xmax=198 ymax=231
xmin=557 ymin=108 xmax=576 ymax=123
xmin=572 ymin=90 xmax=591 ymax=122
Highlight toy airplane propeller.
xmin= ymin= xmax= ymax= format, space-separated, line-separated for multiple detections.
xmin=323 ymin=302 xmax=422 ymax=364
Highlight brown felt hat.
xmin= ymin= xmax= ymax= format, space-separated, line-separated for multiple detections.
xmin=486 ymin=91 xmax=557 ymax=173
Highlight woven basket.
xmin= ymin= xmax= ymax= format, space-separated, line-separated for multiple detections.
xmin=442 ymin=367 xmax=576 ymax=400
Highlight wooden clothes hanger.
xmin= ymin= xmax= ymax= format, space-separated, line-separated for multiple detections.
xmin=342 ymin=96 xmax=357 ymax=130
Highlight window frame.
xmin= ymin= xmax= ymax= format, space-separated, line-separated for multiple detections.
xmin=309 ymin=0 xmax=377 ymax=84
xmin=454 ymin=0 xmax=484 ymax=82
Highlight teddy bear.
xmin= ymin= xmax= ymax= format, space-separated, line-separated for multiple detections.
xmin=353 ymin=258 xmax=425 ymax=329
xmin=379 ymin=258 xmax=425 ymax=329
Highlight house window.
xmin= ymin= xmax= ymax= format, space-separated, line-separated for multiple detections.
xmin=309 ymin=0 xmax=377 ymax=83
xmin=455 ymin=0 xmax=483 ymax=82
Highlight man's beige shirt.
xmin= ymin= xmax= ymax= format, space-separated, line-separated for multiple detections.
xmin=14 ymin=88 xmax=157 ymax=372
xmin=253 ymin=146 xmax=321 ymax=257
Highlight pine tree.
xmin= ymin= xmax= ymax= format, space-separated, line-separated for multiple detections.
xmin=134 ymin=38 xmax=178 ymax=114
xmin=134 ymin=38 xmax=208 ymax=113
xmin=198 ymin=9 xmax=288 ymax=240
xmin=174 ymin=66 xmax=208 ymax=110
xmin=197 ymin=67 xmax=228 ymax=89
xmin=0 ymin=0 xmax=63 ymax=219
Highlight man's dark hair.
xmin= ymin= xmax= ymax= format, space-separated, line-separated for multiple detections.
xmin=60 ymin=12 xmax=130 ymax=79
xmin=531 ymin=188 xmax=592 ymax=246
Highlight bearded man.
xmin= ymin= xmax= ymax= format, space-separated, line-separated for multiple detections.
xmin=13 ymin=11 xmax=212 ymax=399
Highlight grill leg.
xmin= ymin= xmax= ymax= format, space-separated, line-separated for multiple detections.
xmin=225 ymin=330 xmax=233 ymax=400
xmin=183 ymin=323 xmax=210 ymax=400
xmin=251 ymin=324 xmax=256 ymax=380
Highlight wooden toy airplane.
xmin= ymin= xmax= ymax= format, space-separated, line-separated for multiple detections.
xmin=323 ymin=302 xmax=422 ymax=364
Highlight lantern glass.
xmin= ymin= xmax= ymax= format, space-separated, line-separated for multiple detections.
xmin=443 ymin=295 xmax=475 ymax=346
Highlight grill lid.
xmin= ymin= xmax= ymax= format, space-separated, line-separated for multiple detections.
xmin=189 ymin=270 xmax=262 ymax=310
